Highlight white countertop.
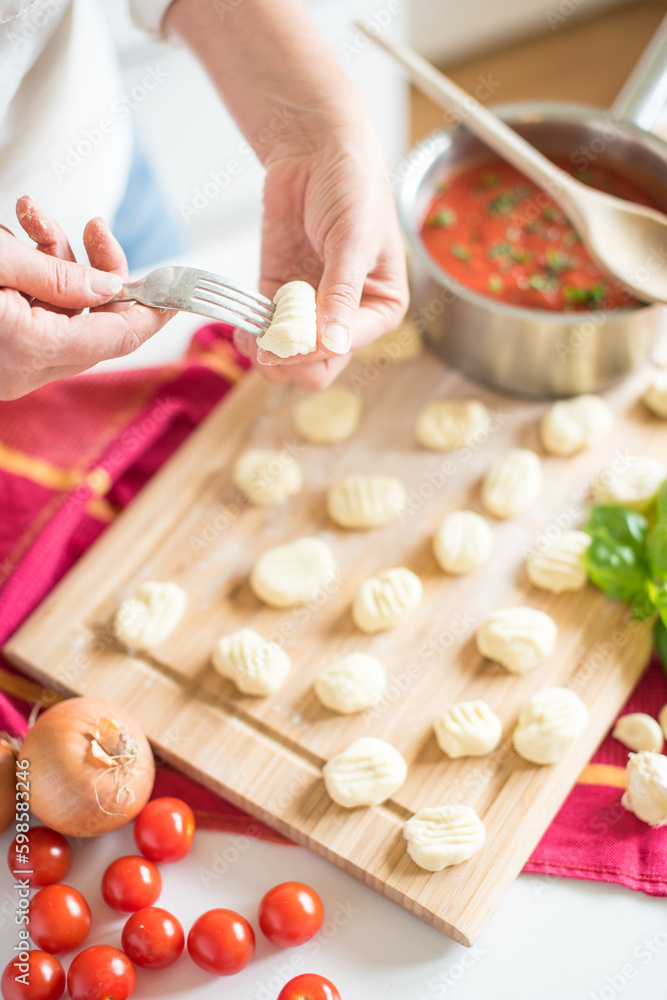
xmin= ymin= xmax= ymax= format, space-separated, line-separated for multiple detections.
xmin=3 ymin=226 xmax=667 ymax=999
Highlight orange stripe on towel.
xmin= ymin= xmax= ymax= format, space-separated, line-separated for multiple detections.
xmin=577 ymin=763 xmax=627 ymax=789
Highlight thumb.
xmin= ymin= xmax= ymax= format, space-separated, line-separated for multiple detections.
xmin=316 ymin=251 xmax=367 ymax=357
xmin=0 ymin=234 xmax=123 ymax=309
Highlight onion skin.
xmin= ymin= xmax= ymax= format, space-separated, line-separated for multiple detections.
xmin=0 ymin=738 xmax=17 ymax=833
xmin=21 ymin=698 xmax=155 ymax=838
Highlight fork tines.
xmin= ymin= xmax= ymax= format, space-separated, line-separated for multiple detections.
xmin=192 ymin=277 xmax=275 ymax=334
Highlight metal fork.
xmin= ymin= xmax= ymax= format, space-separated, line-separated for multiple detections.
xmin=112 ymin=266 xmax=275 ymax=336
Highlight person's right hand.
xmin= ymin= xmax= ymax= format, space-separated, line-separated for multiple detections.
xmin=0 ymin=196 xmax=173 ymax=400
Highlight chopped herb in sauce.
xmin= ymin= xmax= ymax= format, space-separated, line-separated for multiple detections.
xmin=426 ymin=209 xmax=457 ymax=228
xmin=544 ymin=249 xmax=578 ymax=274
xmin=563 ymin=284 xmax=606 ymax=305
xmin=481 ymin=171 xmax=499 ymax=188
xmin=451 ymin=243 xmax=471 ymax=260
xmin=488 ymin=275 xmax=504 ymax=293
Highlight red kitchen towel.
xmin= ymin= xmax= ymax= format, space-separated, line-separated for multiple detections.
xmin=0 ymin=322 xmax=665 ymax=886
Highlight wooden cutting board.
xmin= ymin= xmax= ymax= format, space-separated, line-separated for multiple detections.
xmin=5 ymin=345 xmax=659 ymax=946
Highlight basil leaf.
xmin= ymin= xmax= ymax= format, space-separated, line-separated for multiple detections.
xmin=649 ymin=522 xmax=667 ymax=579
xmin=657 ymin=480 xmax=667 ymax=524
xmin=585 ymin=506 xmax=651 ymax=602
xmin=654 ymin=617 xmax=667 ymax=675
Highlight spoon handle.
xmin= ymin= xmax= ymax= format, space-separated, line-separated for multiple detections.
xmin=358 ymin=25 xmax=585 ymax=227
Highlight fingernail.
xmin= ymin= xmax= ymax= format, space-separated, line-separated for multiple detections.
xmin=88 ymin=270 xmax=123 ymax=297
xmin=321 ymin=324 xmax=350 ymax=354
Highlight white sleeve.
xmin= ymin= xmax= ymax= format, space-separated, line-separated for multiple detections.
xmin=128 ymin=0 xmax=175 ymax=39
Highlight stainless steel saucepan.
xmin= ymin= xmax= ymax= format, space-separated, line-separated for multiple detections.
xmin=396 ymin=16 xmax=667 ymax=397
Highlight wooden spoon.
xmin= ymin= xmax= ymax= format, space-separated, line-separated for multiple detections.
xmin=359 ymin=24 xmax=667 ymax=305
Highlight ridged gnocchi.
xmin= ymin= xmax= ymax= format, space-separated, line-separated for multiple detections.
xmin=540 ymin=394 xmax=614 ymax=456
xmin=403 ymin=805 xmax=485 ymax=871
xmin=250 ymin=536 xmax=336 ymax=608
xmin=526 ymin=530 xmax=590 ymax=593
xmin=591 ymin=455 xmax=666 ymax=512
xmin=643 ymin=370 xmax=667 ymax=419
xmin=477 ymin=606 xmax=558 ymax=674
xmin=257 ymin=280 xmax=317 ymax=358
xmin=323 ymin=737 xmax=407 ymax=807
xmin=327 ymin=474 xmax=406 ymax=529
xmin=352 ymin=567 xmax=423 ymax=633
xmin=622 ymin=751 xmax=667 ymax=827
xmin=512 ymin=687 xmax=588 ymax=765
xmin=481 ymin=449 xmax=542 ymax=519
xmin=212 ymin=628 xmax=290 ymax=696
xmin=114 ymin=581 xmax=187 ymax=651
xmin=293 ymin=385 xmax=362 ymax=444
xmin=314 ymin=653 xmax=387 ymax=714
xmin=433 ymin=700 xmax=502 ymax=758
xmin=232 ymin=448 xmax=302 ymax=506
xmin=433 ymin=510 xmax=494 ymax=575
xmin=415 ymin=398 xmax=489 ymax=452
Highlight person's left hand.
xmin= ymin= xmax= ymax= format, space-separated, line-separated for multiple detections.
xmin=233 ymin=116 xmax=409 ymax=389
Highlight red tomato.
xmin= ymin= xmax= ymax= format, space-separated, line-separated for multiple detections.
xmin=258 ymin=882 xmax=323 ymax=948
xmin=187 ymin=909 xmax=255 ymax=976
xmin=133 ymin=798 xmax=195 ymax=863
xmin=28 ymin=885 xmax=91 ymax=954
xmin=1 ymin=950 xmax=65 ymax=1000
xmin=121 ymin=907 xmax=184 ymax=970
xmin=278 ymin=974 xmax=341 ymax=1000
xmin=67 ymin=946 xmax=136 ymax=1000
xmin=101 ymin=856 xmax=162 ymax=913
xmin=7 ymin=828 xmax=71 ymax=887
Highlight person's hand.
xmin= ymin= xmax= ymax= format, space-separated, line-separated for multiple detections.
xmin=233 ymin=117 xmax=409 ymax=390
xmin=0 ymin=196 xmax=172 ymax=400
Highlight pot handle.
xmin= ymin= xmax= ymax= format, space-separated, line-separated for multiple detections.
xmin=610 ymin=13 xmax=667 ymax=132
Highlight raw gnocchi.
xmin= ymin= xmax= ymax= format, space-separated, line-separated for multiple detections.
xmin=403 ymin=806 xmax=485 ymax=871
xmin=512 ymin=687 xmax=588 ymax=764
xmin=476 ymin=606 xmax=558 ymax=674
xmin=327 ymin=474 xmax=406 ymax=529
xmin=540 ymin=394 xmax=614 ymax=456
xmin=232 ymin=448 xmax=302 ymax=506
xmin=352 ymin=567 xmax=423 ymax=633
xmin=526 ymin=529 xmax=590 ymax=593
xmin=114 ymin=581 xmax=187 ymax=651
xmin=212 ymin=628 xmax=290 ymax=696
xmin=323 ymin=737 xmax=407 ymax=807
xmin=293 ymin=385 xmax=362 ymax=444
xmin=481 ymin=449 xmax=542 ymax=519
xmin=250 ymin=536 xmax=336 ymax=608
xmin=256 ymin=281 xmax=317 ymax=358
xmin=433 ymin=510 xmax=494 ymax=575
xmin=591 ymin=455 xmax=666 ymax=512
xmin=314 ymin=653 xmax=386 ymax=714
xmin=415 ymin=398 xmax=489 ymax=452
xmin=433 ymin=700 xmax=502 ymax=758
xmin=643 ymin=370 xmax=667 ymax=419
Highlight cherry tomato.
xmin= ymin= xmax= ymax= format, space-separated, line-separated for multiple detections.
xmin=133 ymin=798 xmax=195 ymax=863
xmin=7 ymin=828 xmax=71 ymax=887
xmin=67 ymin=946 xmax=136 ymax=1000
xmin=258 ymin=881 xmax=323 ymax=948
xmin=121 ymin=907 xmax=184 ymax=970
xmin=1 ymin=951 xmax=65 ymax=1000
xmin=101 ymin=856 xmax=162 ymax=913
xmin=277 ymin=974 xmax=341 ymax=1000
xmin=28 ymin=885 xmax=91 ymax=954
xmin=187 ymin=908 xmax=255 ymax=976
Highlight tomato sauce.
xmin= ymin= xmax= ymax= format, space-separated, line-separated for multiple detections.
xmin=420 ymin=156 xmax=661 ymax=312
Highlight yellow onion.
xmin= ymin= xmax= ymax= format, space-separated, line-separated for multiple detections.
xmin=21 ymin=697 xmax=155 ymax=837
xmin=0 ymin=736 xmax=18 ymax=833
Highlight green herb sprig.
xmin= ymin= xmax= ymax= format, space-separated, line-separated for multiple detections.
xmin=585 ymin=481 xmax=667 ymax=674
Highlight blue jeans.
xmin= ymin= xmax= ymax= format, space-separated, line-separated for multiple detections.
xmin=112 ymin=135 xmax=186 ymax=271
